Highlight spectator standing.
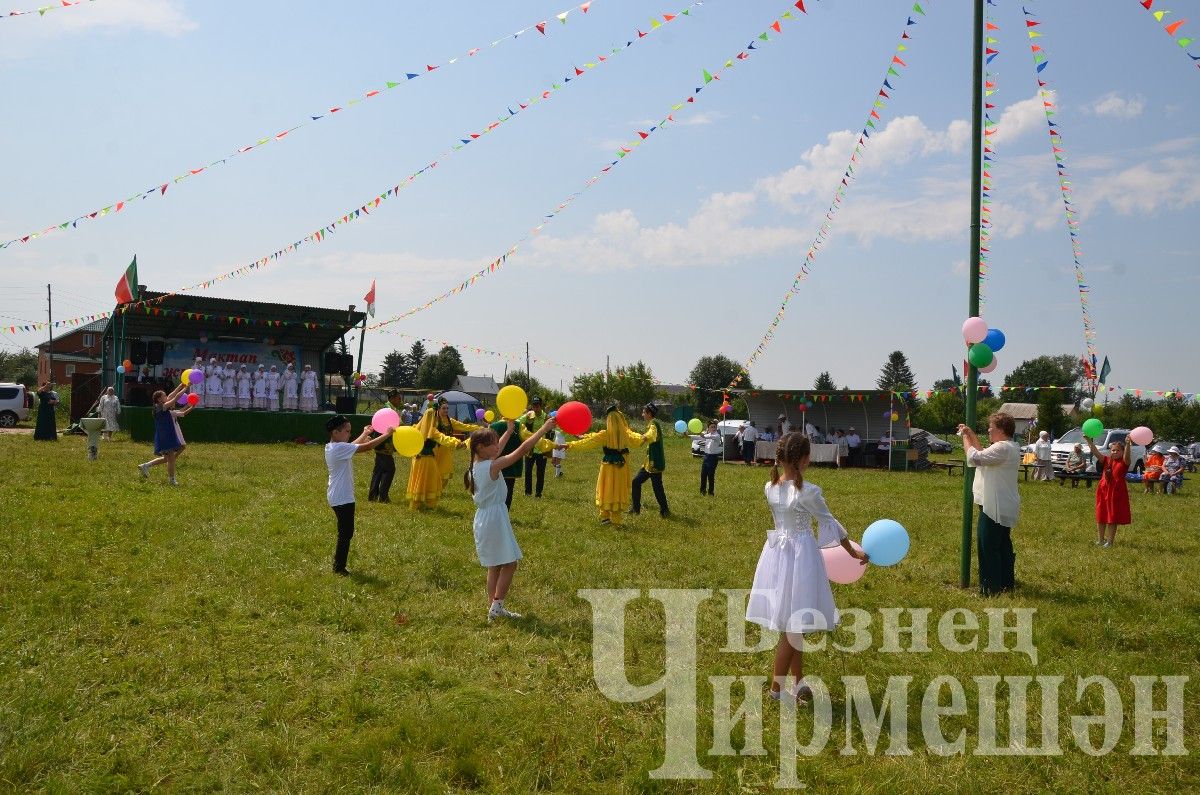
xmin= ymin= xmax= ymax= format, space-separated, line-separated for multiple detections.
xmin=1033 ymin=431 xmax=1054 ymax=482
xmin=845 ymin=427 xmax=861 ymax=467
xmin=741 ymin=421 xmax=759 ymax=465
xmin=958 ymin=412 xmax=1021 ymax=595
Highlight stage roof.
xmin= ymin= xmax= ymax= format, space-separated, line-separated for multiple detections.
xmin=105 ymin=290 xmax=366 ymax=351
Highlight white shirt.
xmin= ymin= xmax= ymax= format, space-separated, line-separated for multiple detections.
xmin=702 ymin=431 xmax=723 ymax=455
xmin=878 ymin=434 xmax=892 ymax=451
xmin=965 ymin=439 xmax=1021 ymax=527
xmin=846 ymin=433 xmax=861 ymax=448
xmin=325 ymin=441 xmax=358 ymax=506
xmin=1034 ymin=438 xmax=1052 ymax=461
xmin=805 ymin=423 xmax=816 ymax=437
xmin=742 ymin=425 xmax=759 ymax=443
xmin=781 ymin=421 xmax=791 ymax=435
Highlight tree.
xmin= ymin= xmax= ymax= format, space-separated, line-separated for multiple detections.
xmin=912 ymin=391 xmax=965 ymax=433
xmin=814 ymin=371 xmax=837 ymax=391
xmin=877 ymin=350 xmax=918 ymax=409
xmin=0 ymin=348 xmax=37 ymax=387
xmin=416 ymin=345 xmax=466 ymax=390
xmin=609 ymin=361 xmax=657 ymax=410
xmin=379 ymin=350 xmax=408 ymax=387
xmin=688 ymin=355 xmax=752 ymax=417
xmin=571 ymin=371 xmax=611 ymax=407
xmin=1036 ymin=388 xmax=1069 ymax=441
xmin=408 ymin=341 xmax=428 ymax=371
xmin=1004 ymin=354 xmax=1084 ymax=403
xmin=505 ymin=369 xmax=568 ymax=408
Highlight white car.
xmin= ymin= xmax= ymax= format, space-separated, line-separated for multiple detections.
xmin=690 ymin=419 xmax=747 ymax=456
xmin=0 ymin=382 xmax=31 ymax=428
xmin=1049 ymin=427 xmax=1146 ymax=474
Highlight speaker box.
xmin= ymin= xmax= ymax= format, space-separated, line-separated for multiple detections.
xmin=335 ymin=396 xmax=357 ymax=414
xmin=146 ymin=340 xmax=165 ymax=366
xmin=343 ymin=353 xmax=355 ymax=375
xmin=130 ymin=340 xmax=148 ymax=365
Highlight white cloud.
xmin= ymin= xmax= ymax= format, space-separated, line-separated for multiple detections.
xmin=55 ymin=0 xmax=197 ymax=35
xmin=1084 ymin=157 xmax=1200 ymax=215
xmin=992 ymin=92 xmax=1053 ymax=145
xmin=1086 ymin=92 xmax=1145 ymax=119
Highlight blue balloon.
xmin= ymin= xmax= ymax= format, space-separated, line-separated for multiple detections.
xmin=983 ymin=328 xmax=1006 ymax=353
xmin=550 ymin=410 xmax=558 ymax=418
xmin=116 ymin=365 xmax=125 ymax=374
xmin=674 ymin=420 xmax=688 ymax=433
xmin=861 ymin=519 xmax=910 ymax=567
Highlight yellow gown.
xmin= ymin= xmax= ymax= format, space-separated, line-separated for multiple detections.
xmin=434 ymin=416 xmax=481 ymax=485
xmin=567 ymin=410 xmax=646 ymax=525
xmin=407 ymin=409 xmax=463 ymax=509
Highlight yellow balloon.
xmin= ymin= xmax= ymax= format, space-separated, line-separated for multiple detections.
xmin=180 ymin=369 xmax=191 ymax=386
xmin=496 ymin=385 xmax=528 ymax=420
xmin=485 ymin=409 xmax=495 ymax=423
xmin=394 ymin=426 xmax=424 ymax=457
xmin=890 ymin=412 xmax=899 ymax=422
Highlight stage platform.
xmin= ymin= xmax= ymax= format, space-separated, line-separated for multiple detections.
xmin=124 ymin=407 xmax=374 ymax=444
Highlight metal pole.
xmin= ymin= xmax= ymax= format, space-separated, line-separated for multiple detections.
xmin=960 ymin=0 xmax=985 ymax=589
xmin=354 ymin=312 xmax=367 ymax=411
xmin=46 ymin=284 xmax=54 ymax=384
xmin=526 ymin=341 xmax=530 ymax=386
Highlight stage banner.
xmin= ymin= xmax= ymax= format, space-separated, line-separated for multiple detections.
xmin=160 ymin=339 xmax=302 ymax=380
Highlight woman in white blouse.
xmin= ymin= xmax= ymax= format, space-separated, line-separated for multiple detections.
xmin=957 ymin=412 xmax=1021 ymax=595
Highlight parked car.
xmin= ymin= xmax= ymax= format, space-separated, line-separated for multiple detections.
xmin=690 ymin=419 xmax=747 ymax=456
xmin=1050 ymin=427 xmax=1146 ymax=474
xmin=0 ymin=382 xmax=30 ymax=428
xmin=909 ymin=427 xmax=953 ymax=453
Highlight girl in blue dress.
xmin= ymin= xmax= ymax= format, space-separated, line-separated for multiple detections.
xmin=138 ymin=382 xmax=195 ymax=485
xmin=463 ymin=415 xmax=558 ymax=622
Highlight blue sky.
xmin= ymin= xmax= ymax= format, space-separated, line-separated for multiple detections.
xmin=2 ymin=0 xmax=1197 ymax=394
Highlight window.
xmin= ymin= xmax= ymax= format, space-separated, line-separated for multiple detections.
xmin=83 ymin=333 xmax=95 ymax=347
xmin=0 ymin=387 xmax=17 ymax=399
xmin=65 ymin=364 xmax=76 ymax=378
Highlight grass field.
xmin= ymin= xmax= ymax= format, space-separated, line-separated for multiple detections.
xmin=2 ymin=431 xmax=1197 ymax=792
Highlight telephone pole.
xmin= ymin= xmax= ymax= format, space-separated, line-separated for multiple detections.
xmin=46 ymin=284 xmax=54 ymax=383
xmin=526 ymin=341 xmax=530 ymax=386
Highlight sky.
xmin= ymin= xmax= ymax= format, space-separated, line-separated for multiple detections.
xmin=2 ymin=0 xmax=1197 ymax=395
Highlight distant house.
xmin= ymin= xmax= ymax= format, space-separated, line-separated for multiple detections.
xmin=453 ymin=375 xmax=500 ymax=403
xmin=36 ymin=318 xmax=106 ymax=384
xmin=997 ymin=402 xmax=1079 ymax=440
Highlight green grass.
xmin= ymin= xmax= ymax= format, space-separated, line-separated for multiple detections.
xmin=2 ymin=433 xmax=1197 ymax=792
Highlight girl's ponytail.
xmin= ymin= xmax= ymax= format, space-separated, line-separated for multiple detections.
xmin=464 ymin=449 xmax=476 ymax=495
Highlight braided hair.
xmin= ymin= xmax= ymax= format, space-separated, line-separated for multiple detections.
xmin=771 ymin=432 xmax=811 ymax=492
xmin=463 ymin=427 xmax=499 ymax=495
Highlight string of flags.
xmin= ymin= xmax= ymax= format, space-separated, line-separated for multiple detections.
xmin=0 ymin=0 xmax=603 ymax=250
xmin=979 ymin=0 xmax=1003 ymax=306
xmin=1022 ymin=3 xmax=1099 ymax=368
xmin=1135 ymin=0 xmax=1200 ymax=70
xmin=730 ymin=2 xmax=929 ymax=388
xmin=9 ymin=2 xmax=706 ymax=334
xmin=376 ymin=330 xmax=587 ymax=372
xmin=368 ymin=0 xmax=814 ymax=331
xmin=3 ymin=311 xmax=111 ymax=335
xmin=2 ymin=0 xmax=96 ymax=21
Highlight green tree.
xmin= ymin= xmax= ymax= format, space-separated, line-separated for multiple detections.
xmin=813 ymin=371 xmax=837 ymax=390
xmin=504 ymin=369 xmax=567 ymax=408
xmin=609 ymin=361 xmax=657 ymax=411
xmin=571 ymin=371 xmax=612 ymax=407
xmin=416 ymin=346 xmax=466 ymax=391
xmin=408 ymin=341 xmax=428 ymax=371
xmin=1036 ymin=388 xmax=1069 ymax=440
xmin=0 ymin=349 xmax=37 ymax=386
xmin=877 ymin=350 xmax=919 ymax=410
xmin=379 ymin=350 xmax=408 ymax=387
xmin=912 ymin=391 xmax=966 ymax=433
xmin=1004 ymin=354 xmax=1084 ymax=403
xmin=688 ymin=355 xmax=752 ymax=417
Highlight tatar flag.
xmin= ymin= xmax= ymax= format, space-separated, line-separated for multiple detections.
xmin=1098 ymin=356 xmax=1111 ymax=385
xmin=114 ymin=256 xmax=139 ymax=304
xmin=364 ymin=279 xmax=376 ymax=318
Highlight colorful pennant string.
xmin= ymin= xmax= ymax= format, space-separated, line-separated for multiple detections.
xmin=2 ymin=0 xmax=96 ymax=21
xmin=979 ymin=0 xmax=1002 ymax=306
xmin=1021 ymin=3 xmax=1099 ymax=370
xmin=376 ymin=330 xmax=586 ymax=372
xmin=1135 ymin=0 xmax=1200 ymax=70
xmin=0 ymin=1 xmax=603 ymax=250
xmin=729 ymin=3 xmax=928 ymax=388
xmin=10 ymin=2 xmax=706 ymax=333
xmin=367 ymin=1 xmax=813 ymax=331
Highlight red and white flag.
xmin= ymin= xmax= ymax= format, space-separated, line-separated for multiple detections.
xmin=364 ymin=279 xmax=376 ymax=318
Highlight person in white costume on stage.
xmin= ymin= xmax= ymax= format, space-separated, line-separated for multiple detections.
xmin=222 ymin=363 xmax=238 ymax=409
xmin=299 ymin=364 xmax=318 ymax=412
xmin=252 ymin=365 xmax=267 ymax=410
xmin=266 ymin=365 xmax=281 ymax=411
xmin=282 ymin=363 xmax=299 ymax=411
xmin=237 ymin=365 xmax=252 ymax=410
xmin=205 ymin=358 xmax=224 ymax=406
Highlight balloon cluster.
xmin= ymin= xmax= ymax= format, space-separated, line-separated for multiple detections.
xmin=961 ymin=317 xmax=1005 ymax=374
xmin=799 ymin=399 xmax=813 ymax=413
xmin=718 ymin=394 xmax=733 ymax=415
xmin=821 ymin=519 xmax=910 ymax=584
xmin=350 ymin=371 xmax=367 ymax=386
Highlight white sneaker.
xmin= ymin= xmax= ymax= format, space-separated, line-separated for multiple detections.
xmin=487 ymin=601 xmax=503 ymax=623
xmin=168 ymin=477 xmax=179 ymax=486
xmin=497 ymin=606 xmax=523 ymax=619
xmin=138 ymin=463 xmax=150 ymax=479
xmin=1101 ymin=541 xmax=1113 ymax=548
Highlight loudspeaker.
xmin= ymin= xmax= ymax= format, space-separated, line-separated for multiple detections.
xmin=146 ymin=340 xmax=165 ymax=366
xmin=324 ymin=352 xmax=354 ymax=375
xmin=335 ymin=396 xmax=357 ymax=414
xmin=130 ymin=340 xmax=147 ymax=366
xmin=343 ymin=353 xmax=355 ymax=375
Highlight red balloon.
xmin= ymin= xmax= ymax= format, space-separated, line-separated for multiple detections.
xmin=186 ymin=393 xmax=200 ymax=407
xmin=555 ymin=401 xmax=593 ymax=435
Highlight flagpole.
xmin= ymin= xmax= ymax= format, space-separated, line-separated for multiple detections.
xmin=354 ymin=312 xmax=367 ymax=412
xmin=960 ymin=0 xmax=985 ymax=590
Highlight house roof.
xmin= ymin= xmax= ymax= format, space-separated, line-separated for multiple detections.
xmin=35 ymin=318 xmax=108 ymax=348
xmin=454 ymin=375 xmax=499 ymax=395
xmin=998 ymin=402 xmax=1078 ymax=420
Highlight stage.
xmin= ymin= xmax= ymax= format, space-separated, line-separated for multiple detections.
xmin=124 ymin=407 xmax=375 ymax=444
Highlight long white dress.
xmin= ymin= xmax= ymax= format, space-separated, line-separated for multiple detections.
xmin=237 ymin=369 xmax=252 ymax=409
xmin=223 ymin=367 xmax=238 ymax=409
xmin=282 ymin=368 xmax=298 ymax=411
xmin=472 ymin=460 xmax=522 ymax=567
xmin=97 ymin=394 xmax=121 ymax=432
xmin=206 ymin=363 xmax=224 ymax=405
xmin=746 ymin=479 xmax=848 ymax=634
xmin=299 ymin=368 xmax=318 ymax=411
xmin=266 ymin=369 xmax=281 ymax=411
xmin=252 ymin=369 xmax=267 ymax=409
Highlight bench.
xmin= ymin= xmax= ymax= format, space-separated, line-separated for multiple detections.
xmin=931 ymin=459 xmax=965 ymax=476
xmin=1057 ymin=471 xmax=1099 ymax=489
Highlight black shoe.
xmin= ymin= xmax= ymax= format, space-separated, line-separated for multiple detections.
xmin=629 ymin=509 xmax=640 ymax=515
xmin=660 ymin=511 xmax=670 ymax=518
xmin=367 ymin=496 xmax=377 ymax=502
xmin=379 ymin=497 xmax=390 ymax=503
xmin=333 ymin=568 xmax=350 ymax=577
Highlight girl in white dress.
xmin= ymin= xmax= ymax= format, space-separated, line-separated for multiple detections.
xmin=252 ymin=365 xmax=267 ymax=409
xmin=299 ymin=364 xmax=318 ymax=411
xmin=236 ymin=365 xmax=252 ymax=409
xmin=464 ymin=416 xmax=558 ymax=623
xmin=222 ymin=365 xmax=238 ymax=409
xmin=282 ymin=364 xmax=299 ymax=410
xmin=266 ymin=365 xmax=281 ymax=411
xmin=205 ymin=359 xmax=224 ymax=406
xmin=746 ymin=433 xmax=867 ymax=702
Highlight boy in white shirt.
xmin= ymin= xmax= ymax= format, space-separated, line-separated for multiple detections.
xmin=325 ymin=415 xmax=393 ymax=576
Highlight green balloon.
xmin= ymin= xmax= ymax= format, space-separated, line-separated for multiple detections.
xmin=967 ymin=342 xmax=994 ymax=369
xmin=687 ymin=418 xmax=703 ymax=434
xmin=1082 ymin=418 xmax=1104 ymax=438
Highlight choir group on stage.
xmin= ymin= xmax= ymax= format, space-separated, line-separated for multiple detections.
xmin=192 ymin=357 xmax=320 ymax=412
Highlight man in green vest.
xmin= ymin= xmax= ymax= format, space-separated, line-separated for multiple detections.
xmin=523 ymin=395 xmax=550 ymax=498
xmin=490 ymin=418 xmax=525 ymax=509
xmin=631 ymin=403 xmax=670 ymax=517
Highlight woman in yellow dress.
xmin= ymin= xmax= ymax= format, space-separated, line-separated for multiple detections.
xmin=407 ymin=403 xmax=463 ymax=509
xmin=565 ymin=404 xmax=646 ymax=526
xmin=433 ymin=397 xmax=481 ymax=488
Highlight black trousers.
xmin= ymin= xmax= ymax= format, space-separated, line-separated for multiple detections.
xmin=742 ymin=440 xmax=756 ymax=465
xmin=700 ymin=454 xmax=720 ymax=495
xmin=504 ymin=477 xmax=516 ymax=509
xmin=524 ymin=453 xmax=547 ymax=496
xmin=977 ymin=509 xmax=1015 ymax=595
xmin=368 ymin=453 xmax=396 ymax=501
xmin=631 ymin=467 xmax=669 ymax=515
xmin=332 ymin=502 xmax=355 ymax=572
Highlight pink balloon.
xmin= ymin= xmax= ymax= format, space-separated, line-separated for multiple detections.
xmin=371 ymin=407 xmax=400 ymax=433
xmin=962 ymin=316 xmax=988 ymax=344
xmin=1129 ymin=426 xmax=1153 ymax=446
xmin=821 ymin=540 xmax=868 ymax=585
xmin=980 ymin=355 xmax=998 ymax=374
